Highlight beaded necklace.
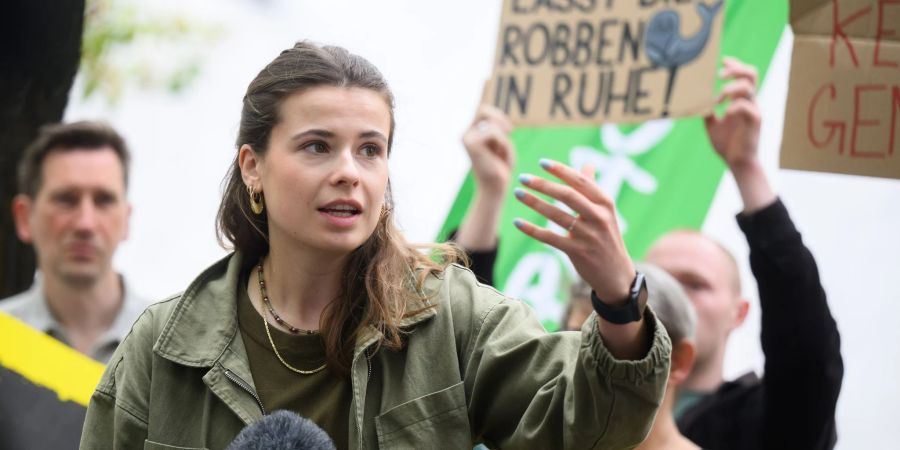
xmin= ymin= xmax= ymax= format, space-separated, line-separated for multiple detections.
xmin=256 ymin=261 xmax=326 ymax=375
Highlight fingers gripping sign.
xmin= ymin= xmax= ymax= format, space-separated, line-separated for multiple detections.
xmin=705 ymin=57 xmax=762 ymax=171
xmin=513 ymin=158 xmax=636 ymax=304
xmin=456 ymin=104 xmax=517 ymax=252
xmin=462 ymin=104 xmax=516 ymax=194
xmin=703 ymin=57 xmax=774 ymax=213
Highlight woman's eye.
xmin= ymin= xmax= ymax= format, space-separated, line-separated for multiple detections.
xmin=360 ymin=144 xmax=382 ymax=158
xmin=302 ymin=142 xmax=328 ymax=154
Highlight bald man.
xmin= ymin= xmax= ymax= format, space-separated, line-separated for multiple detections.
xmin=646 ymin=231 xmax=745 ymax=394
xmin=645 ymin=59 xmax=843 ymax=450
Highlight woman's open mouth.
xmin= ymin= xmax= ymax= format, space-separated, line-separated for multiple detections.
xmin=318 ymin=204 xmax=361 ymax=217
xmin=318 ymin=200 xmax=363 ymax=227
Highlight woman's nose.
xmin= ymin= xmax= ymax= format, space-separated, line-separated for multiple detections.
xmin=331 ymin=148 xmax=360 ymax=187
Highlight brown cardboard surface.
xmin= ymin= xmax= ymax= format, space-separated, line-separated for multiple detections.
xmin=486 ymin=0 xmax=725 ymax=126
xmin=781 ymin=0 xmax=900 ymax=180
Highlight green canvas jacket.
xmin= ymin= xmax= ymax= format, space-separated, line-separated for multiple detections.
xmin=80 ymin=253 xmax=671 ymax=449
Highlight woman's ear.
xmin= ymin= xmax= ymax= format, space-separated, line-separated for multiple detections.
xmin=669 ymin=339 xmax=697 ymax=386
xmin=239 ymin=144 xmax=263 ymax=189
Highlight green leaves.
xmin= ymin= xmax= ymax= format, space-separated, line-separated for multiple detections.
xmin=79 ymin=0 xmax=224 ymax=104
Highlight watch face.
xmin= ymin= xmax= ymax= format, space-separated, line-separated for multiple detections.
xmin=631 ymin=272 xmax=647 ymax=297
xmin=632 ymin=272 xmax=649 ymax=318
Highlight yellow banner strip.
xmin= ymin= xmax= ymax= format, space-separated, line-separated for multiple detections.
xmin=0 ymin=311 xmax=104 ymax=406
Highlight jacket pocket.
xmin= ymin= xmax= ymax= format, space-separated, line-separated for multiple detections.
xmin=143 ymin=439 xmax=207 ymax=450
xmin=375 ymin=381 xmax=471 ymax=449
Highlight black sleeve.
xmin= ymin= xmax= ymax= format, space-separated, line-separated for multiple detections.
xmin=736 ymin=198 xmax=843 ymax=450
xmin=447 ymin=229 xmax=498 ymax=287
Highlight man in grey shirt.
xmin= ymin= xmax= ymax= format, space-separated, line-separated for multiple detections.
xmin=1 ymin=121 xmax=148 ymax=363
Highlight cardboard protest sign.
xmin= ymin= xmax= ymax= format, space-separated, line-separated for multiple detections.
xmin=0 ymin=312 xmax=104 ymax=449
xmin=486 ymin=0 xmax=727 ymax=126
xmin=781 ymin=0 xmax=900 ymax=180
xmin=442 ymin=0 xmax=788 ymax=330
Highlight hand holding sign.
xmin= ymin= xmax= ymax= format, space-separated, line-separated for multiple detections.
xmin=705 ymin=57 xmax=776 ymax=212
xmin=455 ymin=104 xmax=516 ymax=252
xmin=462 ymin=104 xmax=516 ymax=195
xmin=705 ymin=57 xmax=762 ymax=172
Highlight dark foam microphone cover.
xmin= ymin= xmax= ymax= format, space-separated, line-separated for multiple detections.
xmin=226 ymin=410 xmax=336 ymax=450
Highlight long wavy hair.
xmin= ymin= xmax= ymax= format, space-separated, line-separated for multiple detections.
xmin=216 ymin=42 xmax=461 ymax=375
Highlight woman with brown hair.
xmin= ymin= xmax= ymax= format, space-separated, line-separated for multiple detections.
xmin=80 ymin=42 xmax=671 ymax=450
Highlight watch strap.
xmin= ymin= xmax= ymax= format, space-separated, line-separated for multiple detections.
xmin=590 ymin=271 xmax=646 ymax=324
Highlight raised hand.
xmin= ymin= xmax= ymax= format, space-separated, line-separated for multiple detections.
xmin=513 ymin=159 xmax=634 ymax=305
xmin=455 ymin=105 xmax=516 ymax=251
xmin=705 ymin=57 xmax=761 ymax=172
xmin=704 ymin=57 xmax=775 ymax=213
xmin=462 ymin=104 xmax=515 ymax=195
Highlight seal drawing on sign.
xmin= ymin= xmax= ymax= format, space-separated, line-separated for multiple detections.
xmin=645 ymin=0 xmax=724 ymax=117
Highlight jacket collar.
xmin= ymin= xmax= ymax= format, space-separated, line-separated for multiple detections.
xmin=154 ymin=252 xmax=438 ymax=368
xmin=154 ymin=253 xmax=244 ymax=367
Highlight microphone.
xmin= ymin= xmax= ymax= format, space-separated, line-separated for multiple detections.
xmin=226 ymin=410 xmax=336 ymax=450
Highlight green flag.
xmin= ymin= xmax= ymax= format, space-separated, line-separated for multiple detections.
xmin=438 ymin=0 xmax=788 ymax=331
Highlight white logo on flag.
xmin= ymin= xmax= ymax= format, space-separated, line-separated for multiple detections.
xmin=547 ymin=119 xmax=673 ymax=235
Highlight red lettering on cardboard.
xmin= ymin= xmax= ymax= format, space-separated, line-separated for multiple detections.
xmin=808 ymin=83 xmax=845 ymax=153
xmin=807 ymin=82 xmax=900 ymax=158
xmin=831 ymin=0 xmax=873 ymax=67
xmin=891 ymin=86 xmax=900 ymax=156
xmin=852 ymin=84 xmax=887 ymax=158
xmin=875 ymin=0 xmax=899 ymax=68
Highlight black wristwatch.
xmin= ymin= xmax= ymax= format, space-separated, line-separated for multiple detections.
xmin=590 ymin=271 xmax=647 ymax=324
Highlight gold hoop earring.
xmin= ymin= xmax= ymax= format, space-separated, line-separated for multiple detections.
xmin=247 ymin=185 xmax=265 ymax=215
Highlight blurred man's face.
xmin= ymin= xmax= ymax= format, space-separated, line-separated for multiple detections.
xmin=645 ymin=232 xmax=743 ymax=370
xmin=15 ymin=148 xmax=130 ymax=287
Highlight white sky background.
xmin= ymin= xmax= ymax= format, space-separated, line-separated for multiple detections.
xmin=64 ymin=1 xmax=900 ymax=448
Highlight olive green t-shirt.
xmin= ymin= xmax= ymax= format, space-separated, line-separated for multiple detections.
xmin=237 ymin=276 xmax=352 ymax=450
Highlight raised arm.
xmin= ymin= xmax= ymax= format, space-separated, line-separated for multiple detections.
xmin=452 ymin=104 xmax=514 ymax=286
xmin=513 ymin=161 xmax=652 ymax=360
xmin=454 ymin=104 xmax=514 ymax=251
xmin=705 ymin=57 xmax=843 ymax=449
xmin=704 ymin=57 xmax=776 ymax=214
